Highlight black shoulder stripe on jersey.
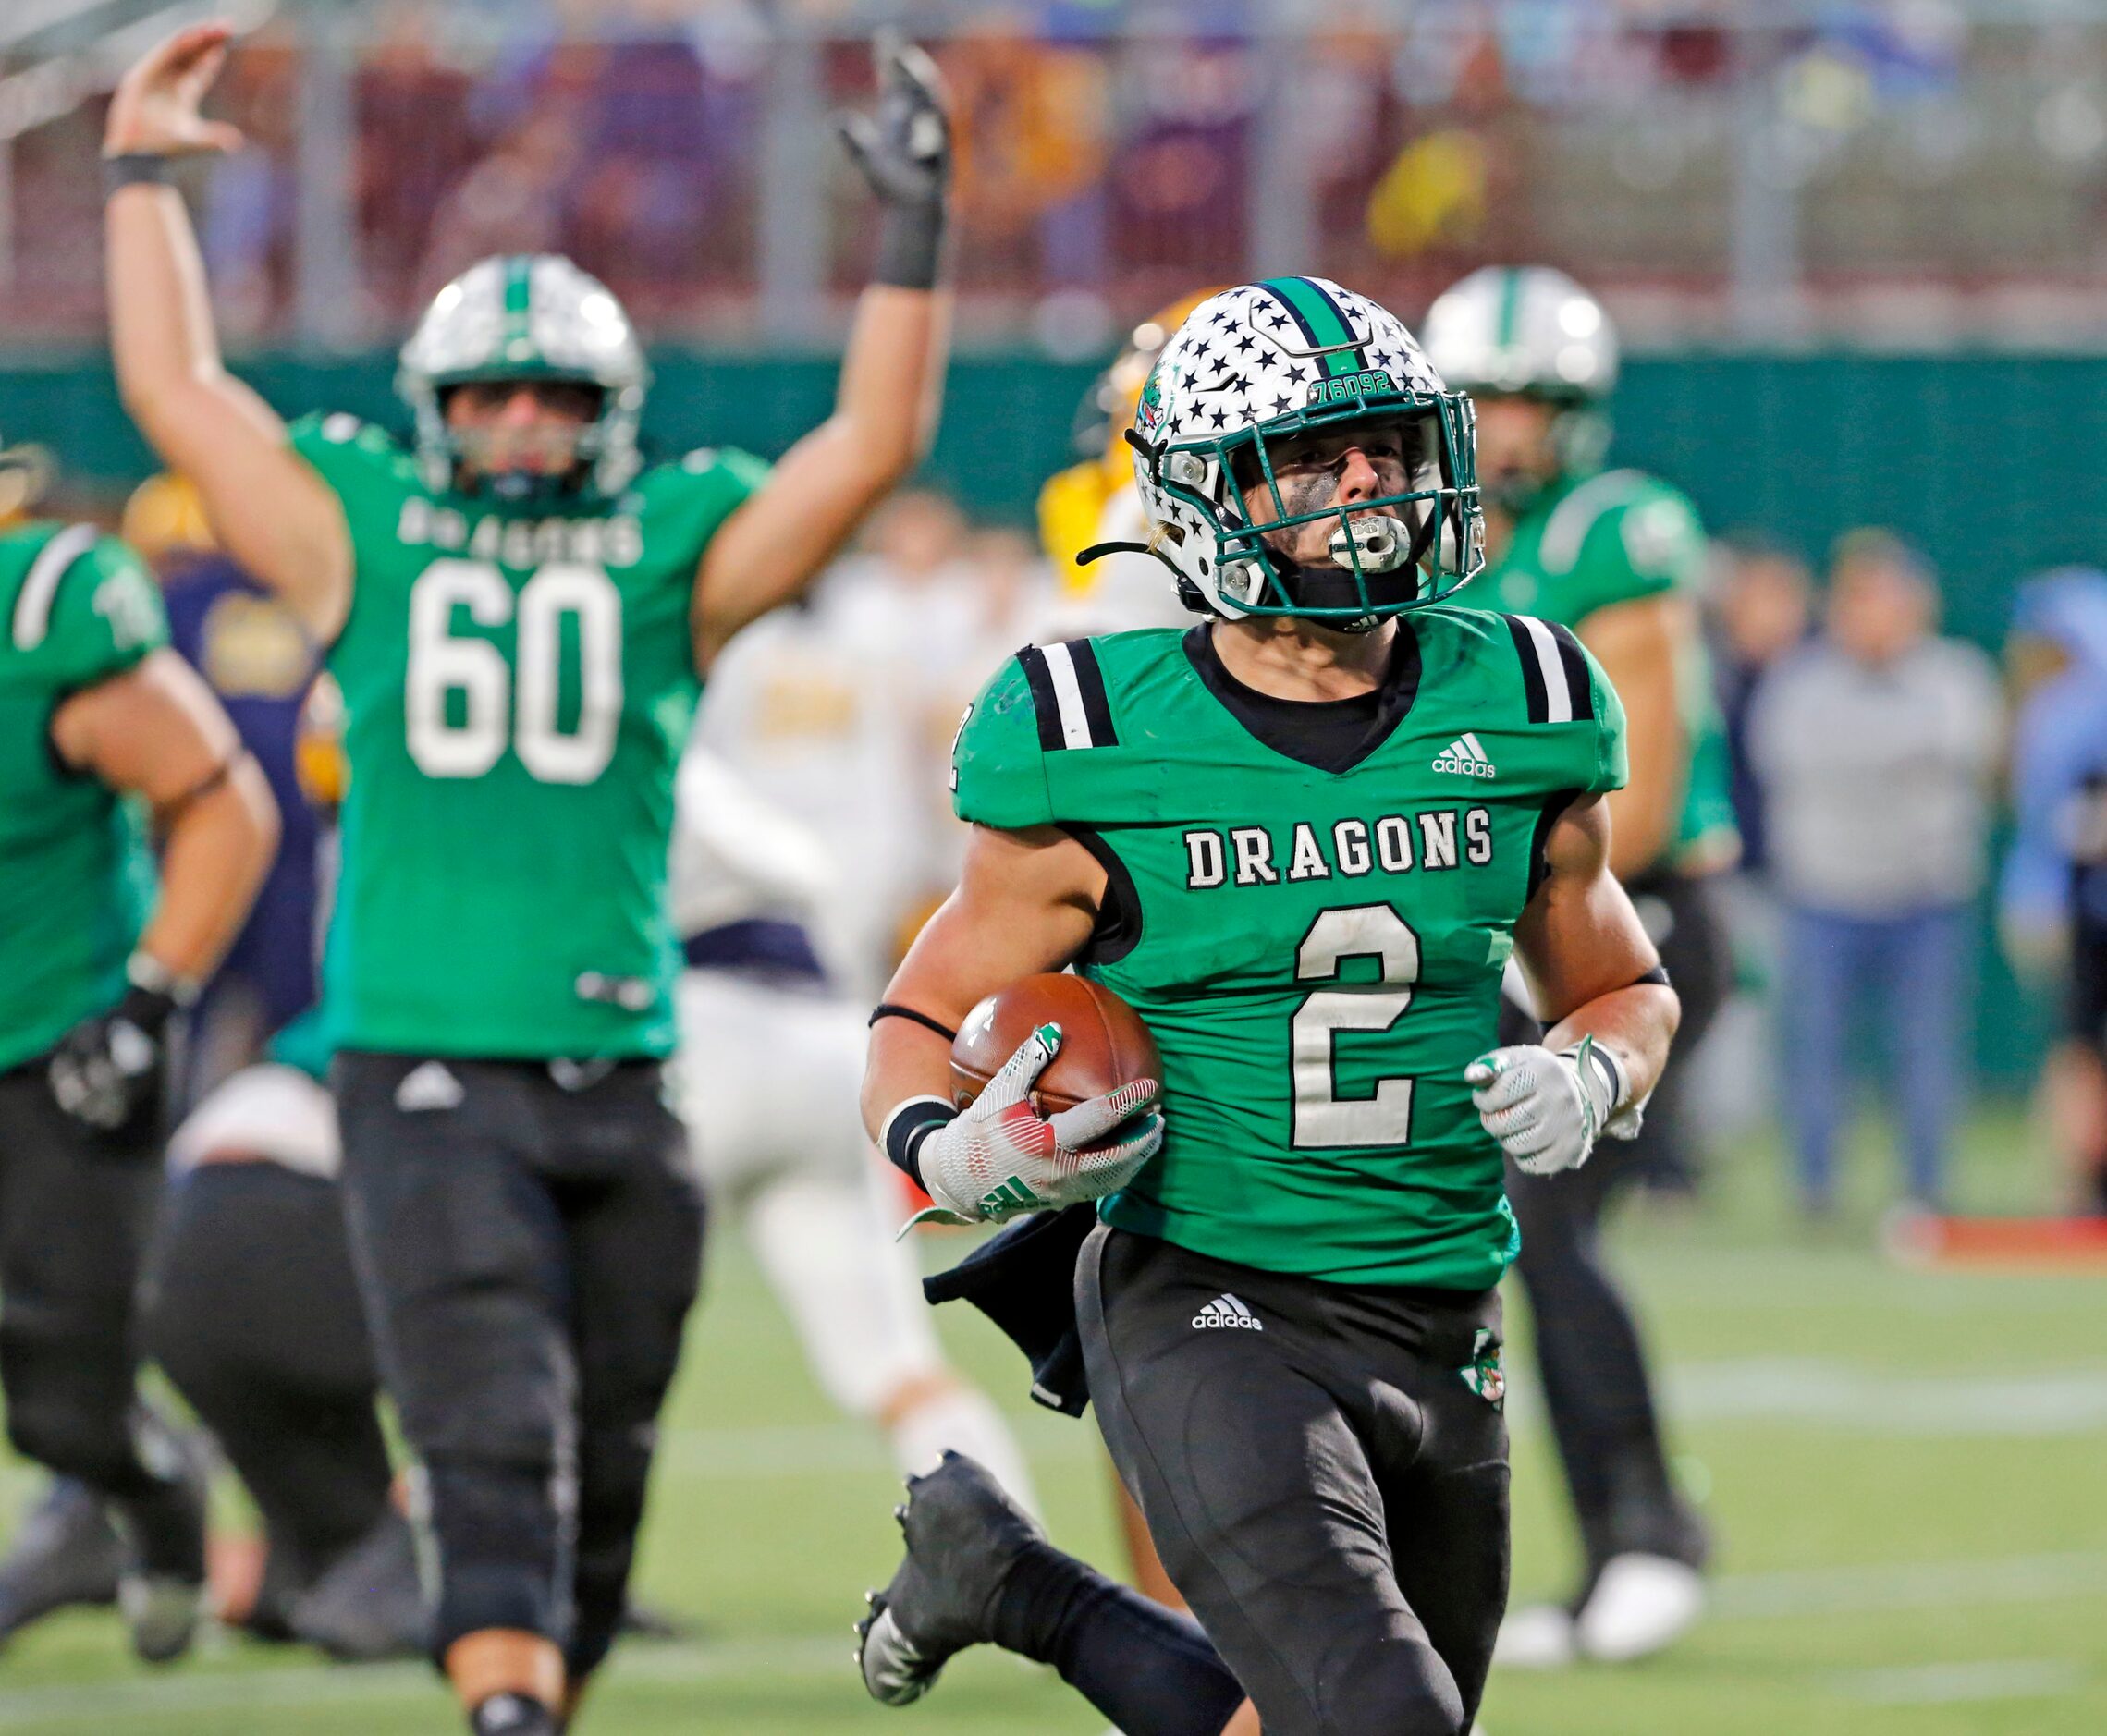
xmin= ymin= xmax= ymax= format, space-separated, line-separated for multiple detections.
xmin=1018 ymin=640 xmax=1118 ymax=752
xmin=1547 ymin=620 xmax=1595 ymax=722
xmin=1066 ymin=640 xmax=1119 ymax=747
xmin=1014 ymin=644 xmax=1067 ymax=752
xmin=1503 ymin=615 xmax=1550 ymax=725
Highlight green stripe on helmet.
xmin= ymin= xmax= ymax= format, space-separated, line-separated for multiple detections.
xmin=1259 ymin=276 xmax=1369 ymax=378
xmin=1494 ymin=266 xmax=1523 ymax=350
xmin=501 ymin=256 xmax=533 ymax=356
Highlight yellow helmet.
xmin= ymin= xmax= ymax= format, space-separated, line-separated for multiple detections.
xmin=1041 ymin=288 xmax=1228 ymax=589
xmin=120 ymin=472 xmax=217 ymax=562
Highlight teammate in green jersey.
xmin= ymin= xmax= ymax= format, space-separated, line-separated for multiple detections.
xmin=103 ymin=23 xmax=951 ymax=1734
xmin=853 ymin=279 xmax=1680 ymax=1736
xmin=0 ymin=464 xmax=277 ymax=1662
xmin=1422 ymin=266 xmax=1735 ymax=1666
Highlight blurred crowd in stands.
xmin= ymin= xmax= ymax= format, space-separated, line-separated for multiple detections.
xmin=12 ymin=1 xmax=2107 ymax=343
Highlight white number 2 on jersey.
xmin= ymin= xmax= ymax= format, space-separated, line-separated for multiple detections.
xmin=1292 ymin=903 xmax=1420 ymax=1148
xmin=405 ymin=559 xmax=623 ymax=784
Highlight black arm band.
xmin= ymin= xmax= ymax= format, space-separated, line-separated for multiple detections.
xmin=104 ymin=154 xmax=178 ymax=195
xmin=158 ymin=748 xmax=251 ymax=825
xmin=873 ymin=199 xmax=946 ymax=290
xmin=869 ymin=1002 xmax=958 ymax=1044
xmin=1627 ymin=964 xmax=1672 ymax=989
xmin=880 ymin=1096 xmax=957 ymax=1190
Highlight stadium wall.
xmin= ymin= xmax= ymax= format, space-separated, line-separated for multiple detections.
xmin=4 ymin=348 xmax=2079 ymax=1089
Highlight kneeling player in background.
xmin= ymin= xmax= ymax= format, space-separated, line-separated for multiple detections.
xmin=670 ymin=749 xmax=1037 ymax=1503
xmin=0 ymin=463 xmax=277 ymax=1659
xmin=854 ymin=279 xmax=1678 ymax=1736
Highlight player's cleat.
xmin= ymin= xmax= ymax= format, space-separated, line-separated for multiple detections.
xmin=0 ymin=1478 xmax=123 ymax=1647
xmin=1573 ymin=1552 xmax=1706 ymax=1662
xmin=1491 ymin=1599 xmax=1577 ymax=1669
xmin=855 ymin=1450 xmax=1045 ymax=1706
xmin=111 ymin=1430 xmax=210 ymax=1664
xmin=119 ymin=1572 xmax=204 ymax=1666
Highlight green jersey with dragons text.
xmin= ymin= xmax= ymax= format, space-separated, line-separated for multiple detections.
xmin=1480 ymin=469 xmax=1736 ymax=866
xmin=0 ymin=523 xmax=167 ymax=1070
xmin=951 ymin=613 xmax=1627 ymax=1289
xmin=290 ymin=412 xmax=767 ymax=1059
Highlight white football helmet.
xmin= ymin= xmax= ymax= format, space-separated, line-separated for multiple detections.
xmin=398 ymin=254 xmax=648 ymax=500
xmin=1420 ymin=265 xmax=1618 ymax=477
xmin=1126 ymin=276 xmax=1483 ymax=628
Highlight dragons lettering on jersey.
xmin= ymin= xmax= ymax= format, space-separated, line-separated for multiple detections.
xmin=1186 ymin=807 xmax=1494 ymax=889
xmin=395 ymin=497 xmax=644 ymax=568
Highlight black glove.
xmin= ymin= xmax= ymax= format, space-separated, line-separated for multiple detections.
xmin=47 ymin=981 xmax=176 ymax=1139
xmin=837 ymin=31 xmax=951 ymax=289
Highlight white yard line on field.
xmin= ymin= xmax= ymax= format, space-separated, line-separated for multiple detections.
xmin=1712 ymin=1550 xmax=2107 ymax=1620
xmin=5 ymin=1553 xmax=2107 ymax=1728
xmin=1830 ymin=1658 xmax=2090 ymax=1705
xmin=644 ymin=1358 xmax=2107 ymax=1482
xmin=0 ymin=1636 xmax=851 ymax=1729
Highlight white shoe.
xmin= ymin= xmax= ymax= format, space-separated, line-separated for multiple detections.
xmin=1574 ymin=1553 xmax=1705 ymax=1662
xmin=1492 ymin=1600 xmax=1576 ymax=1669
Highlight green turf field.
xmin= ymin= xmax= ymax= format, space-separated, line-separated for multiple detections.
xmin=0 ymin=1106 xmax=2101 ymax=1734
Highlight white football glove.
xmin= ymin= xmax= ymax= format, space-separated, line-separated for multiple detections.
xmin=915 ymin=1024 xmax=1162 ymax=1225
xmin=1465 ymin=1037 xmax=1635 ymax=1177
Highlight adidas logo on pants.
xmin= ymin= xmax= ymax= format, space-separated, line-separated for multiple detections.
xmin=1191 ymin=1293 xmax=1263 ymax=1331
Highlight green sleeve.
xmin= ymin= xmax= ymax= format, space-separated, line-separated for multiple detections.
xmin=951 ymin=654 xmax=1055 ymax=829
xmin=652 ymin=446 xmax=774 ymax=547
xmin=1563 ymin=481 xmax=1706 ymax=624
xmin=39 ymin=535 xmax=169 ymax=690
xmin=1584 ymin=642 xmax=1629 ymax=795
xmin=288 ymin=411 xmax=412 ymax=551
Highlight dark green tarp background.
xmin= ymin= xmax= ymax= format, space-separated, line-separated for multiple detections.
xmin=9 ymin=347 xmax=2093 ymax=1088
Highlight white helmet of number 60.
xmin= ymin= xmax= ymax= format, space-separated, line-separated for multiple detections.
xmin=1129 ymin=276 xmax=1485 ymax=630
xmin=397 ymin=253 xmax=650 ymax=499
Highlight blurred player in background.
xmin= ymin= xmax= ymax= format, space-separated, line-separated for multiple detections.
xmin=669 ymin=750 xmax=1037 ymax=1504
xmin=856 ymin=278 xmax=1678 ymax=1736
xmin=102 ymin=20 xmax=951 ymax=1733
xmin=1037 ymin=290 xmax=1222 ymax=638
xmin=120 ymin=473 xmax=329 ymax=1100
xmin=0 ymin=437 xmax=277 ymax=1661
xmin=693 ymin=491 xmax=990 ymax=999
xmin=2002 ymin=570 xmax=2107 ymax=1214
xmin=1423 ymin=266 xmax=1733 ymax=1666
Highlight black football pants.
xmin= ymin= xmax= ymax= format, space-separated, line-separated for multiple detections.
xmin=1078 ymin=1224 xmax=1508 ymax=1736
xmin=0 ymin=1065 xmax=183 ymax=1506
xmin=143 ymin=1160 xmax=394 ymax=1600
xmin=1501 ymin=866 xmax=1727 ymax=1583
xmin=334 ymin=1052 xmax=704 ymax=1680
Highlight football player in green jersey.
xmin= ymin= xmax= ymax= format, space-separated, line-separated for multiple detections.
xmin=0 ymin=461 xmax=277 ymax=1662
xmin=103 ymin=22 xmax=951 ymax=1734
xmin=853 ymin=279 xmax=1680 ymax=1736
xmin=1422 ymin=266 xmax=1734 ymax=1665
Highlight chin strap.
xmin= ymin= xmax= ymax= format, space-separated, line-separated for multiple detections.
xmin=1076 ymin=538 xmax=1176 ymax=571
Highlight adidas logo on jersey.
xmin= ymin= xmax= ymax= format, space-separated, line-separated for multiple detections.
xmin=1192 ymin=1294 xmax=1263 ymax=1331
xmin=395 ymin=1060 xmax=464 ymax=1114
xmin=1431 ymin=733 xmax=1497 ymax=778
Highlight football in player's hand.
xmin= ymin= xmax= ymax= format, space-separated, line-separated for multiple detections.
xmin=951 ymin=974 xmax=1161 ymax=1118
